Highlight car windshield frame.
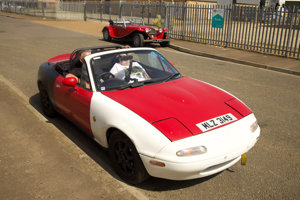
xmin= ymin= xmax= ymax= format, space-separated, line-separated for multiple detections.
xmin=90 ymin=49 xmax=181 ymax=92
xmin=113 ymin=17 xmax=145 ymax=27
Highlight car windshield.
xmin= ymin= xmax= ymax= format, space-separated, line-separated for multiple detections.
xmin=91 ymin=50 xmax=181 ymax=91
xmin=113 ymin=18 xmax=144 ymax=26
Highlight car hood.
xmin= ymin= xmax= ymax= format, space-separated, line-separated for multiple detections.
xmin=102 ymin=77 xmax=252 ymax=141
xmin=126 ymin=25 xmax=167 ymax=32
xmin=127 ymin=25 xmax=155 ymax=29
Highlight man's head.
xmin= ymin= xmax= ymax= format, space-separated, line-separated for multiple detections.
xmin=80 ymin=50 xmax=92 ymax=62
xmin=118 ymin=53 xmax=132 ymax=66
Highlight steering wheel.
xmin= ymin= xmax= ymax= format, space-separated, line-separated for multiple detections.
xmin=99 ymin=72 xmax=115 ymax=82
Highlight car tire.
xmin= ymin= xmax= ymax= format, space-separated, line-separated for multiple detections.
xmin=133 ymin=33 xmax=144 ymax=47
xmin=103 ymin=28 xmax=112 ymax=41
xmin=109 ymin=130 xmax=149 ymax=184
xmin=39 ymin=84 xmax=56 ymax=117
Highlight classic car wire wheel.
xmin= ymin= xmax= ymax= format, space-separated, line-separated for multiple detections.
xmin=133 ymin=33 xmax=144 ymax=47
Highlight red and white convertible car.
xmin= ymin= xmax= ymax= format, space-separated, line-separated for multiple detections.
xmin=37 ymin=45 xmax=260 ymax=184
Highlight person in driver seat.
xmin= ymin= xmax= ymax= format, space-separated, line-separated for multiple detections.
xmin=110 ymin=53 xmax=150 ymax=82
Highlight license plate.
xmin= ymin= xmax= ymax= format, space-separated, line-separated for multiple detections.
xmin=196 ymin=113 xmax=237 ymax=132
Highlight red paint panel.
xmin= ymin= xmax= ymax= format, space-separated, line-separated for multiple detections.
xmin=48 ymin=53 xmax=71 ymax=63
xmin=54 ymin=76 xmax=93 ymax=135
xmin=103 ymin=77 xmax=249 ymax=137
xmin=152 ymin=118 xmax=193 ymax=141
xmin=225 ymin=98 xmax=252 ymax=117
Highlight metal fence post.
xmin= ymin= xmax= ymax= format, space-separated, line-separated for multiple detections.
xmin=119 ymin=4 xmax=123 ymax=18
xmin=182 ymin=3 xmax=187 ymax=40
xmin=225 ymin=5 xmax=232 ymax=47
xmin=142 ymin=3 xmax=145 ymax=21
xmin=83 ymin=2 xmax=87 ymax=21
xmin=42 ymin=2 xmax=45 ymax=18
xmin=100 ymin=2 xmax=103 ymax=22
xmin=148 ymin=3 xmax=150 ymax=25
xmin=164 ymin=3 xmax=169 ymax=29
xmin=285 ymin=6 xmax=295 ymax=57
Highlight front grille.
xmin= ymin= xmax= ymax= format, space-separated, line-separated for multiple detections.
xmin=148 ymin=28 xmax=156 ymax=38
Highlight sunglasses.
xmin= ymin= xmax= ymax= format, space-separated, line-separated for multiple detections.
xmin=119 ymin=55 xmax=133 ymax=61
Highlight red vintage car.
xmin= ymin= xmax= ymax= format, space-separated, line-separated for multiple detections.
xmin=102 ymin=18 xmax=170 ymax=47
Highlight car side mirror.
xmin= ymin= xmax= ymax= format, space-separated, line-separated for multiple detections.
xmin=63 ymin=77 xmax=77 ymax=87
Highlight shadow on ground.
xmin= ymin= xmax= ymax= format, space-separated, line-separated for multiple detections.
xmin=29 ymin=92 xmax=216 ymax=191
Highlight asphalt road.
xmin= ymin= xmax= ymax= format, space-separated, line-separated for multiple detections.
xmin=0 ymin=15 xmax=299 ymax=200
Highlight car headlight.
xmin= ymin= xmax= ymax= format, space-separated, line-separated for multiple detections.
xmin=250 ymin=121 xmax=258 ymax=133
xmin=145 ymin=28 xmax=150 ymax=33
xmin=176 ymin=146 xmax=207 ymax=157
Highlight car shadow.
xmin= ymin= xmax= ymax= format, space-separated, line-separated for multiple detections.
xmin=139 ymin=173 xmax=219 ymax=191
xmin=29 ymin=92 xmax=217 ymax=191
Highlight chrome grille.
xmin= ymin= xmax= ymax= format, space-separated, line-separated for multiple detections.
xmin=148 ymin=28 xmax=156 ymax=38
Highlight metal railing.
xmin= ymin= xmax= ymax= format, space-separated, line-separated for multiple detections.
xmin=1 ymin=1 xmax=299 ymax=59
xmin=165 ymin=4 xmax=300 ymax=58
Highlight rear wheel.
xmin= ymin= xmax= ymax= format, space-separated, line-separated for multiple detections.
xmin=109 ymin=130 xmax=149 ymax=184
xmin=103 ymin=29 xmax=112 ymax=41
xmin=39 ymin=84 xmax=56 ymax=117
xmin=133 ymin=33 xmax=144 ymax=47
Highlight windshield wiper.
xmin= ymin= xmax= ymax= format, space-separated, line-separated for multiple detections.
xmin=163 ymin=73 xmax=181 ymax=82
xmin=119 ymin=81 xmax=145 ymax=90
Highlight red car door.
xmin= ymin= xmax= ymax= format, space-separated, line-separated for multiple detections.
xmin=114 ymin=25 xmax=127 ymax=38
xmin=54 ymin=76 xmax=93 ymax=136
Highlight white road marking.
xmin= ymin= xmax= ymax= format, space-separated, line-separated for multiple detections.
xmin=0 ymin=73 xmax=149 ymax=200
xmin=0 ymin=74 xmax=48 ymax=122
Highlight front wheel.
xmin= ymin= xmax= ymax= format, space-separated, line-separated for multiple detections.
xmin=109 ymin=130 xmax=149 ymax=184
xmin=133 ymin=33 xmax=144 ymax=47
xmin=103 ymin=29 xmax=112 ymax=41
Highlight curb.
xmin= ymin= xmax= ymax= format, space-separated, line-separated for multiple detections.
xmin=169 ymin=44 xmax=300 ymax=77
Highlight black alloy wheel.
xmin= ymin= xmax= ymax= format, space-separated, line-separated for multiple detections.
xmin=39 ymin=85 xmax=56 ymax=117
xmin=109 ymin=130 xmax=149 ymax=184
